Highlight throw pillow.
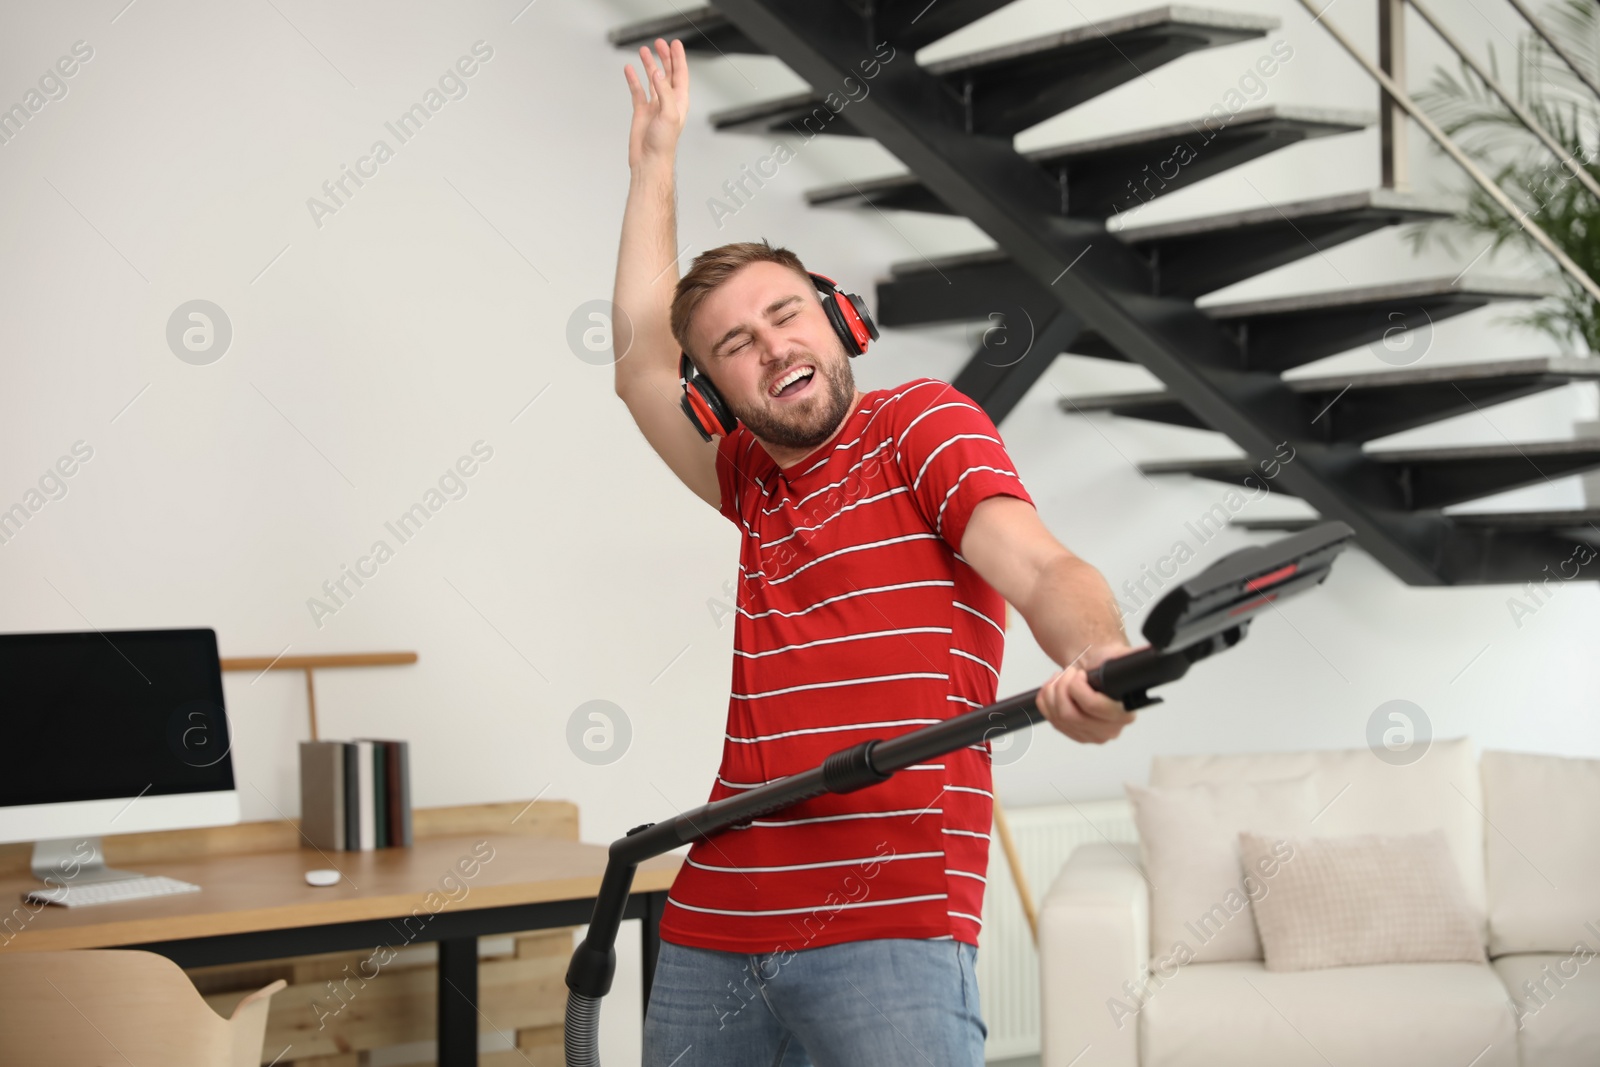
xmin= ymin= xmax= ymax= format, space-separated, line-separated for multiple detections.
xmin=1126 ymin=776 xmax=1319 ymax=965
xmin=1239 ymin=828 xmax=1487 ymax=972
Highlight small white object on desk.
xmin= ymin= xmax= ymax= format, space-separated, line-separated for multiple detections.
xmin=304 ymin=868 xmax=341 ymax=887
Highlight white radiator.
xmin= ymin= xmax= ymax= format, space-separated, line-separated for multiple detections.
xmin=977 ymin=798 xmax=1137 ymax=1061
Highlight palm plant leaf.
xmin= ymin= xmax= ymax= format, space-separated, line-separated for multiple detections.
xmin=1405 ymin=0 xmax=1600 ymax=351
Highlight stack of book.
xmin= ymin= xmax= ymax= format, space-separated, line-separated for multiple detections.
xmin=298 ymin=739 xmax=413 ymax=851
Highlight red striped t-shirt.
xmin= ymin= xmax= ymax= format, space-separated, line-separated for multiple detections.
xmin=658 ymin=377 xmax=1036 ymax=954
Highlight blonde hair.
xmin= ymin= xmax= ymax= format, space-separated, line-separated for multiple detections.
xmin=670 ymin=240 xmax=811 ymax=367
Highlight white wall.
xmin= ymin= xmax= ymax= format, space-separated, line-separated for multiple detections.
xmin=1 ymin=0 xmax=1596 ymax=1060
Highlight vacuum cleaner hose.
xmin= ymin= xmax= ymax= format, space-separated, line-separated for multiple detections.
xmin=565 ymin=990 xmax=603 ymax=1067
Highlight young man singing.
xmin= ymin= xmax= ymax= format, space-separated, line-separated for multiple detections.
xmin=612 ymin=38 xmax=1140 ymax=1067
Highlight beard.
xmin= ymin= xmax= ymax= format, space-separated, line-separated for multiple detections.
xmin=729 ymin=351 xmax=857 ymax=451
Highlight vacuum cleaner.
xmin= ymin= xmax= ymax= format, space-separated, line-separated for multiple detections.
xmin=565 ymin=519 xmax=1356 ymax=1065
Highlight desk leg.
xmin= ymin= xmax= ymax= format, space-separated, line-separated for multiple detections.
xmin=438 ymin=935 xmax=478 ymax=1066
xmin=641 ymin=890 xmax=665 ymax=1019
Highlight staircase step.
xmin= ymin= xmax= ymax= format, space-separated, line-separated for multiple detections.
xmin=711 ymin=5 xmax=1279 ymax=139
xmin=873 ymin=187 xmax=1451 ymax=325
xmin=807 ymin=105 xmax=1365 ymax=214
xmin=1447 ymin=507 xmax=1600 ymax=532
xmin=917 ymin=4 xmax=1279 ymax=136
xmin=1232 ymin=508 xmax=1600 ymax=538
xmin=608 ymin=6 xmax=765 ymax=55
xmin=711 ymin=89 xmax=872 ymax=139
xmin=610 ymin=1 xmax=1024 ymax=56
xmin=877 ymin=251 xmax=1045 ymax=325
xmin=1141 ymin=438 xmax=1600 ymax=509
xmin=878 ymin=0 xmax=1025 ymax=53
xmin=1057 ymin=355 xmax=1600 ymax=441
xmin=1071 ymin=274 xmax=1556 ymax=371
xmin=1119 ymin=188 xmax=1457 ymax=297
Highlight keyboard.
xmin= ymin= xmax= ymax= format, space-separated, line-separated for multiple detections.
xmin=24 ymin=875 xmax=201 ymax=908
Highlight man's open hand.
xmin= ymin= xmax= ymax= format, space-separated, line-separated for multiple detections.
xmin=1037 ymin=641 xmax=1144 ymax=744
xmin=623 ymin=37 xmax=689 ymax=168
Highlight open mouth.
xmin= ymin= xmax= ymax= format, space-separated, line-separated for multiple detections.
xmin=770 ymin=365 xmax=816 ymax=402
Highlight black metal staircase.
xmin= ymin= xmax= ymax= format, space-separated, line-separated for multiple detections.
xmin=610 ymin=1 xmax=1600 ymax=585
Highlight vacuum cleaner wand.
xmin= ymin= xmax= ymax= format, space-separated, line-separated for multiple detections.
xmin=564 ymin=520 xmax=1355 ymax=1066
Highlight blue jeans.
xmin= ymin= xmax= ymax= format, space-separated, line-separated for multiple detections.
xmin=641 ymin=936 xmax=987 ymax=1067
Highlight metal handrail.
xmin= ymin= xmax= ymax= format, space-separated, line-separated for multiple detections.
xmin=1504 ymin=0 xmax=1600 ymax=103
xmin=1295 ymin=0 xmax=1600 ymax=306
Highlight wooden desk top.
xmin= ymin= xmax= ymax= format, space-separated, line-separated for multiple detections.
xmin=0 ymin=834 xmax=680 ymax=953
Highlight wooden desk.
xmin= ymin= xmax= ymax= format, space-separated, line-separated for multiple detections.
xmin=0 ymin=832 xmax=679 ymax=1067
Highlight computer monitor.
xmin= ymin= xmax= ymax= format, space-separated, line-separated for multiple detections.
xmin=0 ymin=627 xmax=240 ymax=884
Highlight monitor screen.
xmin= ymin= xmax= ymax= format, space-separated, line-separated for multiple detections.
xmin=0 ymin=627 xmax=235 ymax=809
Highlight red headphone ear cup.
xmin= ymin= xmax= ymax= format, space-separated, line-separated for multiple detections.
xmin=839 ymin=292 xmax=878 ymax=354
xmin=680 ymin=388 xmax=720 ymax=441
xmin=679 ymin=354 xmax=738 ymax=439
xmin=810 ymin=272 xmax=877 ymax=356
xmin=699 ymin=382 xmax=739 ymax=436
xmin=821 ymin=293 xmax=866 ymax=356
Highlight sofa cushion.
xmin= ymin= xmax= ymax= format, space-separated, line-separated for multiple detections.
xmin=1139 ymin=960 xmax=1517 ymax=1067
xmin=1126 ymin=776 xmax=1318 ymax=964
xmin=1150 ymin=737 xmax=1487 ymax=933
xmin=1494 ymin=951 xmax=1600 ymax=1067
xmin=1482 ymin=750 xmax=1600 ymax=956
xmin=1240 ymin=829 xmax=1486 ymax=971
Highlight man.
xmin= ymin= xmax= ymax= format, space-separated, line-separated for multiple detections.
xmin=613 ymin=38 xmax=1139 ymax=1067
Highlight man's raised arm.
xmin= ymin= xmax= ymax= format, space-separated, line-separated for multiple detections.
xmin=613 ymin=38 xmax=720 ymax=510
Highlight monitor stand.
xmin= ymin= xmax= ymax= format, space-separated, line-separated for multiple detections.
xmin=31 ymin=837 xmax=146 ymax=887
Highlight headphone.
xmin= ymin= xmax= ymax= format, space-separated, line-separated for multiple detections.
xmin=679 ymin=271 xmax=880 ymax=442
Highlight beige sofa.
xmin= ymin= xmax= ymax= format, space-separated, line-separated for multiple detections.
xmin=1039 ymin=740 xmax=1600 ymax=1067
